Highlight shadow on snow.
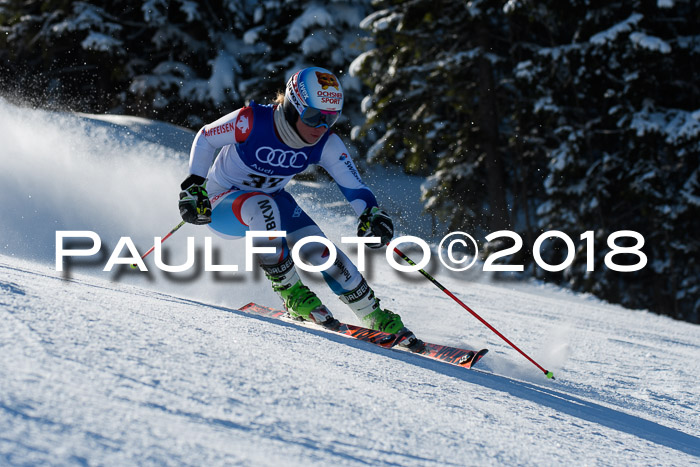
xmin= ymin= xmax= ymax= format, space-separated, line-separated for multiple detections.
xmin=173 ymin=298 xmax=700 ymax=459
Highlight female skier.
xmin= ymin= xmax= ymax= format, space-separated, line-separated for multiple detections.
xmin=178 ymin=66 xmax=422 ymax=350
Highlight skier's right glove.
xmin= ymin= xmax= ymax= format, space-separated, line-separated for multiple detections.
xmin=179 ymin=175 xmax=212 ymax=225
xmin=357 ymin=206 xmax=393 ymax=249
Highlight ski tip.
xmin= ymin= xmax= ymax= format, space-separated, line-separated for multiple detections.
xmin=458 ymin=348 xmax=488 ymax=369
xmin=545 ymin=370 xmax=555 ymax=380
xmin=458 ymin=351 xmax=476 ymax=367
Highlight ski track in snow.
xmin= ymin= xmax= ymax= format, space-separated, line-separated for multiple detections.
xmin=0 ymin=98 xmax=699 ymax=465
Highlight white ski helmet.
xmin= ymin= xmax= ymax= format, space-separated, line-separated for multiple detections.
xmin=283 ymin=67 xmax=343 ymax=128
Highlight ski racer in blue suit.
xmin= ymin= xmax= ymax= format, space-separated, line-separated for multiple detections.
xmin=179 ymin=66 xmax=422 ymax=349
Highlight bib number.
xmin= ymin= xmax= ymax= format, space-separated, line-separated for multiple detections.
xmin=242 ymin=174 xmax=284 ymax=189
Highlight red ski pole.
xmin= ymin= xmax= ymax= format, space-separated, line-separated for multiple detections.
xmin=131 ymin=220 xmax=186 ymax=268
xmin=392 ymin=245 xmax=555 ymax=380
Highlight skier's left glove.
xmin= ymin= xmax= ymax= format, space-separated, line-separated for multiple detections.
xmin=357 ymin=206 xmax=393 ymax=249
xmin=179 ymin=175 xmax=212 ymax=225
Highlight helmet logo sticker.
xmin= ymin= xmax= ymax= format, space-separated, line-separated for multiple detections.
xmin=298 ymin=80 xmax=310 ymax=100
xmin=316 ymin=71 xmax=340 ymax=90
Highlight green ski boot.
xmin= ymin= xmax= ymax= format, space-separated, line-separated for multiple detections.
xmin=277 ymin=280 xmax=319 ymax=318
xmin=361 ymin=306 xmax=405 ymax=334
xmin=263 ymin=258 xmax=338 ymax=328
xmin=340 ymin=279 xmax=425 ymax=351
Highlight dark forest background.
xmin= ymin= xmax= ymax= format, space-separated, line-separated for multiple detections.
xmin=1 ymin=0 xmax=698 ymax=322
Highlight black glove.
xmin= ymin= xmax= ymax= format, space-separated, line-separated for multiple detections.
xmin=179 ymin=175 xmax=212 ymax=224
xmin=357 ymin=206 xmax=393 ymax=249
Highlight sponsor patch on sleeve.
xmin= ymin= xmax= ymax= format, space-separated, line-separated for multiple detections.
xmin=235 ymin=106 xmax=253 ymax=142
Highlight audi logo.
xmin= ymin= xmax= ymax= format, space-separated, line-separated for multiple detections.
xmin=255 ymin=147 xmax=308 ymax=169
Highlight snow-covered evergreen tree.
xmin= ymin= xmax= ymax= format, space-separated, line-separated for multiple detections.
xmin=352 ymin=0 xmax=516 ymax=233
xmin=0 ymin=1 xmax=373 ymax=130
xmin=353 ymin=0 xmax=698 ymax=320
xmin=510 ymin=0 xmax=700 ymax=321
xmin=2 ymin=0 xmax=697 ymax=321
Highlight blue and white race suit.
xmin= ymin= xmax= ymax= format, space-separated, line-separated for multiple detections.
xmin=187 ymin=102 xmax=378 ymax=295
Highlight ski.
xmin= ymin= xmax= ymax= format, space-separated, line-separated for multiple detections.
xmin=240 ymin=303 xmax=488 ymax=370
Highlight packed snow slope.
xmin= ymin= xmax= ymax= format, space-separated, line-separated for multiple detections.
xmin=1 ymin=98 xmax=699 ymax=465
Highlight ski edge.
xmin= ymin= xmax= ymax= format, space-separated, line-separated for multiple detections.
xmin=239 ymin=302 xmax=488 ymax=370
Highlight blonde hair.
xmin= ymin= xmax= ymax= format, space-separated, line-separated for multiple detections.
xmin=274 ymin=91 xmax=285 ymax=106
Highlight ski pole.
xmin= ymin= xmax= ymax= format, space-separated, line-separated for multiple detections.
xmin=131 ymin=220 xmax=186 ymax=268
xmin=392 ymin=244 xmax=555 ymax=380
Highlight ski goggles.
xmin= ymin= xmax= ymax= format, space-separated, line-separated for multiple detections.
xmin=300 ymin=107 xmax=340 ymax=128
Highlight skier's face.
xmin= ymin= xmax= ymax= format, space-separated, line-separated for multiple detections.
xmin=296 ymin=117 xmax=328 ymax=144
